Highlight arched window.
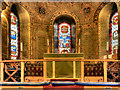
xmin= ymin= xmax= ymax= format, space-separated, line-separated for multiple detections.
xmin=110 ymin=12 xmax=118 ymax=56
xmin=10 ymin=12 xmax=20 ymax=59
xmin=58 ymin=23 xmax=71 ymax=53
xmin=54 ymin=15 xmax=76 ymax=53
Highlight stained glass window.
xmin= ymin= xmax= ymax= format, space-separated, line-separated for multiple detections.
xmin=10 ymin=12 xmax=19 ymax=59
xmin=58 ymin=23 xmax=71 ymax=53
xmin=110 ymin=12 xmax=118 ymax=55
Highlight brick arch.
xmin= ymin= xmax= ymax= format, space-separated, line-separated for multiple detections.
xmin=5 ymin=2 xmax=19 ymax=7
xmin=93 ymin=2 xmax=109 ymax=24
xmin=49 ymin=11 xmax=80 ymax=53
xmin=50 ymin=11 xmax=80 ymax=25
xmin=93 ymin=2 xmax=119 ymax=24
xmin=5 ymin=2 xmax=31 ymax=13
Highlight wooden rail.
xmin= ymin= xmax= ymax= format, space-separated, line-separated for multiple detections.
xmin=0 ymin=59 xmax=119 ymax=82
xmin=1 ymin=59 xmax=119 ymax=62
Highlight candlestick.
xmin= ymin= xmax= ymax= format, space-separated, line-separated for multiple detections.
xmin=47 ymin=39 xmax=49 ymax=53
xmin=20 ymin=42 xmax=23 ymax=52
xmin=79 ymin=39 xmax=80 ymax=46
xmin=78 ymin=39 xmax=81 ymax=53
xmin=106 ymin=41 xmax=109 ymax=51
xmin=47 ymin=39 xmax=49 ymax=46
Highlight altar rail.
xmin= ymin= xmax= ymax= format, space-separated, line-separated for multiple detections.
xmin=1 ymin=59 xmax=119 ymax=82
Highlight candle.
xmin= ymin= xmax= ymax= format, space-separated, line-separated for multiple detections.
xmin=106 ymin=41 xmax=109 ymax=51
xmin=20 ymin=42 xmax=23 ymax=52
xmin=47 ymin=39 xmax=49 ymax=46
xmin=79 ymin=39 xmax=80 ymax=46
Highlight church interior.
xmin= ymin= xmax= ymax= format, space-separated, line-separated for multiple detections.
xmin=0 ymin=1 xmax=120 ymax=89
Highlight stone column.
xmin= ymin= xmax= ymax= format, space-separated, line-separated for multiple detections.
xmin=76 ymin=24 xmax=80 ymax=53
xmin=49 ymin=25 xmax=54 ymax=53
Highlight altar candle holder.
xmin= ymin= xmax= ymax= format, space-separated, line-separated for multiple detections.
xmin=78 ymin=39 xmax=81 ymax=53
xmin=47 ymin=39 xmax=50 ymax=53
xmin=106 ymin=51 xmax=109 ymax=59
xmin=106 ymin=41 xmax=109 ymax=59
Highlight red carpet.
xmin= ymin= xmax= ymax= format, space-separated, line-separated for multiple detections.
xmin=43 ymin=85 xmax=84 ymax=90
xmin=50 ymin=79 xmax=78 ymax=82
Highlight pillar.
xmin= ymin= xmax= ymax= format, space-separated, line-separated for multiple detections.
xmin=49 ymin=25 xmax=54 ymax=53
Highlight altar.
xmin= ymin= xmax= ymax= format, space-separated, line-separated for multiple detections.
xmin=44 ymin=53 xmax=84 ymax=79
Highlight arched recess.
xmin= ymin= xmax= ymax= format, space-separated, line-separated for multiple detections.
xmin=49 ymin=11 xmax=80 ymax=53
xmin=36 ymin=30 xmax=48 ymax=59
xmin=10 ymin=3 xmax=30 ymax=59
xmin=98 ymin=2 xmax=118 ymax=59
xmin=53 ymin=15 xmax=76 ymax=53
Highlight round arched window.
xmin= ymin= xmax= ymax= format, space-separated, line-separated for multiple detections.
xmin=58 ymin=23 xmax=71 ymax=53
xmin=110 ymin=12 xmax=118 ymax=55
xmin=54 ymin=15 xmax=76 ymax=53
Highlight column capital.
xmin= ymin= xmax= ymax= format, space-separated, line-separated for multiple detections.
xmin=49 ymin=25 xmax=54 ymax=31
